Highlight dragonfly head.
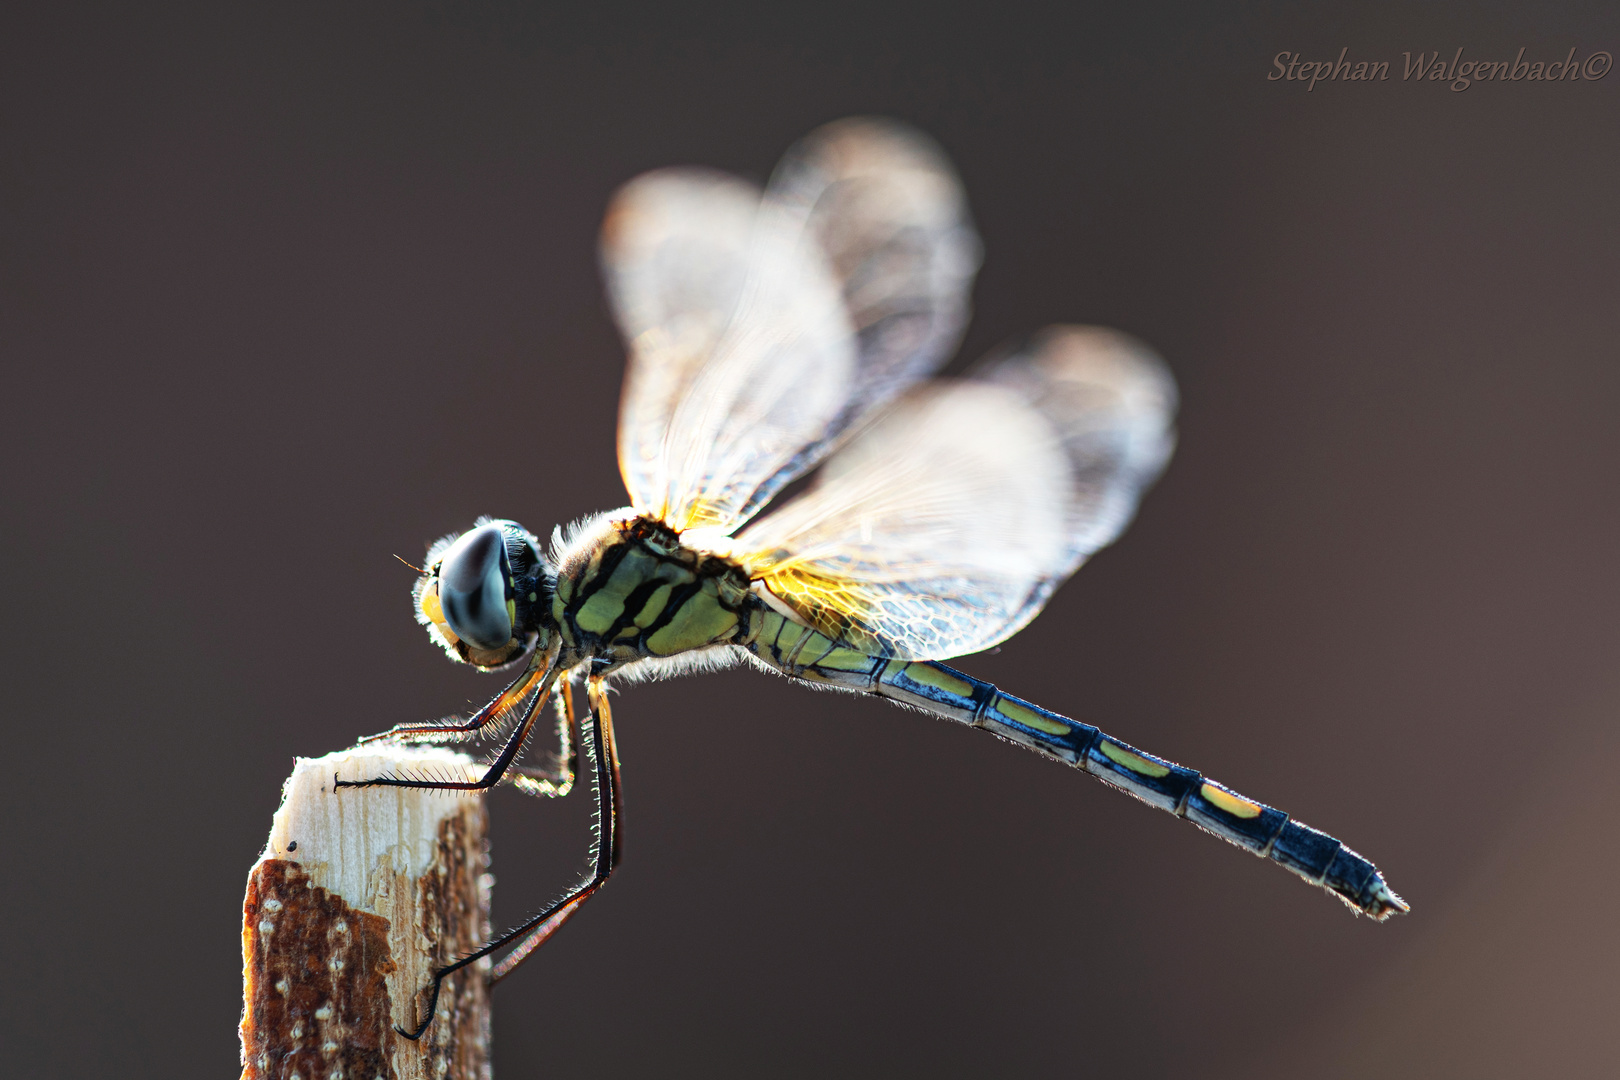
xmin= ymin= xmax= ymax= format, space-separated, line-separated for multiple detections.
xmin=413 ymin=519 xmax=555 ymax=669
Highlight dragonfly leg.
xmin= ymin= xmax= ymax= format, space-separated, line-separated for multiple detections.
xmin=394 ymin=677 xmax=622 ymax=1040
xmin=352 ymin=645 xmax=554 ymax=747
xmin=334 ymin=676 xmax=551 ymax=793
xmin=504 ymin=678 xmax=580 ymax=798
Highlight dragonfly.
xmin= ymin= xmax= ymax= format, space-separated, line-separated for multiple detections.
xmin=339 ymin=117 xmax=1407 ymax=1039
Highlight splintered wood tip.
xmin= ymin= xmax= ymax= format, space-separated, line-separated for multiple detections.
xmin=240 ymin=746 xmax=492 ymax=1080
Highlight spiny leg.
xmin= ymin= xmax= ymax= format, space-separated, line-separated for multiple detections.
xmin=352 ymin=646 xmax=554 ymax=748
xmin=334 ymin=677 xmax=552 ymax=793
xmin=494 ymin=678 xmax=622 ymax=982
xmin=394 ymin=678 xmax=623 ymax=1040
xmin=505 ymin=677 xmax=581 ymax=798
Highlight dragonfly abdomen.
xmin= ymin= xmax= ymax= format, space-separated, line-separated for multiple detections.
xmin=746 ymin=608 xmax=1405 ymax=920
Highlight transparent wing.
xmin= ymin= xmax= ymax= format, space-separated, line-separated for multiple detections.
xmin=729 ymin=326 xmax=1177 ymax=660
xmin=765 ymin=117 xmax=983 ymax=452
xmin=977 ymin=325 xmax=1178 ymax=631
xmin=604 ymin=168 xmax=786 ymax=527
xmin=604 ymin=118 xmax=981 ymax=535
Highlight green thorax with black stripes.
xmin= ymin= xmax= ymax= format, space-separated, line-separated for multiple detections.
xmin=551 ymin=515 xmax=765 ymax=667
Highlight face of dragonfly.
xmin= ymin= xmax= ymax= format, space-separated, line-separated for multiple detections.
xmin=414 ymin=519 xmax=555 ymax=669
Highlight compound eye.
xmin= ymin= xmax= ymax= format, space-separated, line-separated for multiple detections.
xmin=437 ymin=524 xmax=513 ymax=651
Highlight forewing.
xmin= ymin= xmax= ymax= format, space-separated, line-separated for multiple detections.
xmin=604 ymin=119 xmax=981 ymax=535
xmin=604 ymin=169 xmax=804 ymax=527
xmin=766 ymin=117 xmax=982 ymax=449
xmin=730 ymin=326 xmax=1177 ymax=660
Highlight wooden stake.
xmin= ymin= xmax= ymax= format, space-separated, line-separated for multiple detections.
xmin=240 ymin=747 xmax=492 ymax=1080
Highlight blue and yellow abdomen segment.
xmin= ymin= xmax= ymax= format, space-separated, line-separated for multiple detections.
xmin=744 ymin=608 xmax=1406 ymax=920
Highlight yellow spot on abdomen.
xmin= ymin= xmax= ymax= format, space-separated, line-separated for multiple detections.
xmin=1200 ymin=782 xmax=1262 ymax=818
xmin=903 ymin=664 xmax=973 ymax=698
xmin=997 ymin=699 xmax=1070 ymax=736
xmin=1098 ymin=740 xmax=1172 ymax=778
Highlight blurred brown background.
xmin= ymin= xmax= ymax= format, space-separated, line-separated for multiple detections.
xmin=3 ymin=2 xmax=1617 ymax=1076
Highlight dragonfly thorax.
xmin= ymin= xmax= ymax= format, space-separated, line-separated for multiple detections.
xmin=549 ymin=511 xmax=761 ymax=672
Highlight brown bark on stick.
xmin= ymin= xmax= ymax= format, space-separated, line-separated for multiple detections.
xmin=240 ymin=747 xmax=492 ymax=1080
